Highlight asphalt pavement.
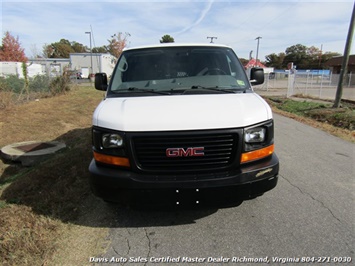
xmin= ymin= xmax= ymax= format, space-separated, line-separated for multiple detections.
xmin=94 ymin=113 xmax=354 ymax=266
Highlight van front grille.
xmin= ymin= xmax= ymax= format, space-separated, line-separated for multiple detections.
xmin=131 ymin=131 xmax=239 ymax=172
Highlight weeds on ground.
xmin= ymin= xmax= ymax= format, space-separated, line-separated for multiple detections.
xmin=0 ymin=77 xmax=15 ymax=109
xmin=0 ymin=205 xmax=62 ymax=265
xmin=0 ymin=74 xmax=73 ymax=109
xmin=268 ymin=97 xmax=354 ymax=130
xmin=275 ymin=99 xmax=331 ymax=116
xmin=0 ymin=86 xmax=103 ymax=265
xmin=49 ymin=76 xmax=71 ymax=95
xmin=266 ymin=97 xmax=355 ymax=142
xmin=0 ymin=139 xmax=90 ymax=265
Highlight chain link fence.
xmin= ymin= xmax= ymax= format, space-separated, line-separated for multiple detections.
xmin=254 ymin=71 xmax=355 ymax=101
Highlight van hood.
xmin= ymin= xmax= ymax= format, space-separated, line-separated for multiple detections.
xmin=93 ymin=93 xmax=272 ymax=131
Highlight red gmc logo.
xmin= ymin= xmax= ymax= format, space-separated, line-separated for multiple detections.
xmin=166 ymin=147 xmax=205 ymax=157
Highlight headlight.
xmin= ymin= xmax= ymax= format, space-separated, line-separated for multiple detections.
xmin=102 ymin=133 xmax=123 ymax=148
xmin=244 ymin=127 xmax=266 ymax=143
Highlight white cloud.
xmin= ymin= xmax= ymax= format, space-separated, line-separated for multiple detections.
xmin=174 ymin=0 xmax=214 ymax=35
xmin=2 ymin=0 xmax=354 ymax=60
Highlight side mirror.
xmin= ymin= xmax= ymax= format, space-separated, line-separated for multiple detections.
xmin=250 ymin=67 xmax=264 ymax=85
xmin=95 ymin=73 xmax=108 ymax=91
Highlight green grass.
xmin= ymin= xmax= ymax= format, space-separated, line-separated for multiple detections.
xmin=267 ymin=97 xmax=355 ymax=131
xmin=276 ymin=99 xmax=330 ymax=115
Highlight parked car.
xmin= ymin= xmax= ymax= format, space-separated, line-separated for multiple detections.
xmin=76 ymin=72 xmax=83 ymax=79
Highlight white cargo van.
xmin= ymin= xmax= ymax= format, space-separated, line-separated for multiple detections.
xmin=89 ymin=43 xmax=279 ymax=207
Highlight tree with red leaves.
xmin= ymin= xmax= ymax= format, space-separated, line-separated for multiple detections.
xmin=106 ymin=32 xmax=130 ymax=58
xmin=0 ymin=31 xmax=27 ymax=62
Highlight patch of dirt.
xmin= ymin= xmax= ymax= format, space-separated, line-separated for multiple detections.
xmin=306 ymin=108 xmax=354 ymax=130
xmin=0 ymin=86 xmax=107 ymax=265
xmin=48 ymin=195 xmax=113 ymax=265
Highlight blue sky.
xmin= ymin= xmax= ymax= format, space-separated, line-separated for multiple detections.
xmin=1 ymin=0 xmax=354 ymax=60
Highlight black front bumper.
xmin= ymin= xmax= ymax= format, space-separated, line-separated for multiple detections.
xmin=89 ymin=154 xmax=279 ymax=207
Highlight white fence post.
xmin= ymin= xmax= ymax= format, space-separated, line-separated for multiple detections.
xmin=287 ymin=73 xmax=295 ymax=98
xmin=319 ymin=74 xmax=324 ymax=98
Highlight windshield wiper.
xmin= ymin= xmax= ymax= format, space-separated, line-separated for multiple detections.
xmin=113 ymin=87 xmax=171 ymax=95
xmin=191 ymin=85 xmax=243 ymax=93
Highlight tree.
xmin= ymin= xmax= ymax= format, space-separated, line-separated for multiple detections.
xmin=107 ymin=32 xmax=130 ymax=58
xmin=265 ymin=52 xmax=285 ymax=69
xmin=92 ymin=46 xmax=108 ymax=53
xmin=239 ymin=58 xmax=248 ymax=66
xmin=42 ymin=33 xmax=130 ymax=59
xmin=19 ymin=62 xmax=30 ymax=100
xmin=29 ymin=44 xmax=43 ymax=58
xmin=42 ymin=39 xmax=88 ymax=58
xmin=160 ymin=34 xmax=175 ymax=43
xmin=265 ymin=44 xmax=341 ymax=69
xmin=284 ymin=44 xmax=308 ymax=69
xmin=42 ymin=43 xmax=54 ymax=58
xmin=305 ymin=46 xmax=322 ymax=69
xmin=304 ymin=46 xmax=341 ymax=69
xmin=43 ymin=39 xmax=73 ymax=58
xmin=71 ymin=41 xmax=86 ymax=53
xmin=0 ymin=31 xmax=27 ymax=62
xmin=321 ymin=51 xmax=341 ymax=65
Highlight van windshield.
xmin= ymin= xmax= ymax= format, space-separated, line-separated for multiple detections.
xmin=108 ymin=46 xmax=250 ymax=96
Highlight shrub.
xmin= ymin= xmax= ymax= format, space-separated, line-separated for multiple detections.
xmin=0 ymin=74 xmax=72 ymax=108
xmin=29 ymin=75 xmax=51 ymax=93
xmin=0 ymin=75 xmax=24 ymax=94
xmin=49 ymin=76 xmax=71 ymax=96
xmin=0 ymin=78 xmax=15 ymax=109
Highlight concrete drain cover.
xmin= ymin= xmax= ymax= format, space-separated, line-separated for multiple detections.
xmin=15 ymin=142 xmax=56 ymax=152
xmin=1 ymin=141 xmax=66 ymax=166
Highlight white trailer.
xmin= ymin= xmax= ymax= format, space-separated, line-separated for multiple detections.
xmin=0 ymin=62 xmax=45 ymax=78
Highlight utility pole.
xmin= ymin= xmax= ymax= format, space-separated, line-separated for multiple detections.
xmin=255 ymin=36 xmax=262 ymax=67
xmin=318 ymin=44 xmax=323 ymax=67
xmin=85 ymin=31 xmax=93 ymax=76
xmin=333 ymin=2 xmax=355 ymax=108
xmin=207 ymin=36 xmax=217 ymax=43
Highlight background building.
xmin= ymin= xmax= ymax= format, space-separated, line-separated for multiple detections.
xmin=69 ymin=53 xmax=117 ymax=78
xmin=28 ymin=58 xmax=70 ymax=77
xmin=325 ymin=54 xmax=355 ymax=85
xmin=0 ymin=53 xmax=118 ymax=79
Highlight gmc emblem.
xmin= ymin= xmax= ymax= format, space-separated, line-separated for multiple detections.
xmin=166 ymin=147 xmax=205 ymax=157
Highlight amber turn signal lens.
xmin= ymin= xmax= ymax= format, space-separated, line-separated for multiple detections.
xmin=241 ymin=144 xmax=274 ymax=164
xmin=93 ymin=151 xmax=130 ymax=167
